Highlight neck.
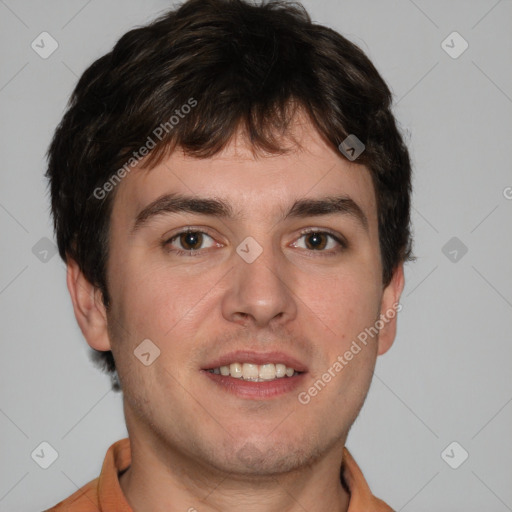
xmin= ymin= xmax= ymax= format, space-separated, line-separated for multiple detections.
xmin=119 ymin=431 xmax=351 ymax=512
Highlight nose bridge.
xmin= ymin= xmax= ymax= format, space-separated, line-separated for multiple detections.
xmin=221 ymin=235 xmax=297 ymax=327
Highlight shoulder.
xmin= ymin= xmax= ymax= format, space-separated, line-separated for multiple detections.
xmin=43 ymin=477 xmax=100 ymax=511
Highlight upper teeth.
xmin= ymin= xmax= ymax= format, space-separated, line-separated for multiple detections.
xmin=208 ymin=363 xmax=298 ymax=381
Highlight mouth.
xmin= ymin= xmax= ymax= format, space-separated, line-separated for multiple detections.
xmin=206 ymin=363 xmax=301 ymax=381
xmin=201 ymin=351 xmax=307 ymax=400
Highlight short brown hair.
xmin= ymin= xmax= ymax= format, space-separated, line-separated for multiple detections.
xmin=46 ymin=0 xmax=413 ymax=390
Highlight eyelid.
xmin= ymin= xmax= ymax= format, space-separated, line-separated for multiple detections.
xmin=163 ymin=226 xmax=219 ymax=243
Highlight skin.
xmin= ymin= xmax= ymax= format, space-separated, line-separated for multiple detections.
xmin=67 ymin=114 xmax=404 ymax=512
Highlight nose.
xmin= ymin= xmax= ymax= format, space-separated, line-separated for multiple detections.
xmin=221 ymin=240 xmax=297 ymax=328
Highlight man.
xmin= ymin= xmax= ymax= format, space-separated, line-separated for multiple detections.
xmin=45 ymin=0 xmax=413 ymax=510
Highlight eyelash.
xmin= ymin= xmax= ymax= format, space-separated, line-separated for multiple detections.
xmin=163 ymin=227 xmax=347 ymax=257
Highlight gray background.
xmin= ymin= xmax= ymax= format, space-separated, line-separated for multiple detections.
xmin=1 ymin=0 xmax=511 ymax=510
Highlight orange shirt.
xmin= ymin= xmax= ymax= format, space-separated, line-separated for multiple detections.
xmin=45 ymin=438 xmax=393 ymax=511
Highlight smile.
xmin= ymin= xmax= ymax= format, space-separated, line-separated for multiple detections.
xmin=207 ymin=362 xmax=300 ymax=381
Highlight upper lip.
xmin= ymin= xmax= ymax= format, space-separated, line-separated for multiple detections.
xmin=203 ymin=350 xmax=308 ymax=373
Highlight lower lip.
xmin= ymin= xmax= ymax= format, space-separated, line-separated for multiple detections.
xmin=202 ymin=370 xmax=307 ymax=400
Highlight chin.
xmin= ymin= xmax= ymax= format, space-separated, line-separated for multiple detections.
xmin=212 ymin=434 xmax=324 ymax=477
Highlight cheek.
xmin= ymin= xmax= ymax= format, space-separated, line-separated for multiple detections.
xmin=300 ymin=267 xmax=381 ymax=343
xmin=109 ymin=258 xmax=230 ymax=370
xmin=316 ymin=272 xmax=381 ymax=408
xmin=106 ymin=266 xmax=194 ymax=406
xmin=113 ymin=261 xmax=199 ymax=335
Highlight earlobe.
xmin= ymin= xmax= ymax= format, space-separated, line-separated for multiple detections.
xmin=66 ymin=258 xmax=111 ymax=352
xmin=377 ymin=263 xmax=405 ymax=356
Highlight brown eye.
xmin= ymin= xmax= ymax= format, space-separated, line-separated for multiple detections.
xmin=291 ymin=230 xmax=346 ymax=253
xmin=165 ymin=230 xmax=216 ymax=254
xmin=304 ymin=232 xmax=328 ymax=250
xmin=179 ymin=231 xmax=203 ymax=250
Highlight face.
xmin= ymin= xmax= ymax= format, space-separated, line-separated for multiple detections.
xmin=80 ymin=117 xmax=403 ymax=476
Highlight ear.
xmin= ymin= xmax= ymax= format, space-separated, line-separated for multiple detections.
xmin=66 ymin=258 xmax=111 ymax=351
xmin=377 ymin=263 xmax=405 ymax=356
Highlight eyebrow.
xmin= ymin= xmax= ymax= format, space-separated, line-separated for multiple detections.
xmin=131 ymin=193 xmax=368 ymax=233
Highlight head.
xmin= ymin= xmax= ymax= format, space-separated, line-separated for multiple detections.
xmin=46 ymin=0 xmax=412 ymax=475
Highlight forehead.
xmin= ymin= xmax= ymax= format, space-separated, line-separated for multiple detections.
xmin=112 ymin=118 xmax=377 ymax=230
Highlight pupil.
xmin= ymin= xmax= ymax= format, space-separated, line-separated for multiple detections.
xmin=181 ymin=232 xmax=202 ymax=250
xmin=306 ymin=232 xmax=326 ymax=250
